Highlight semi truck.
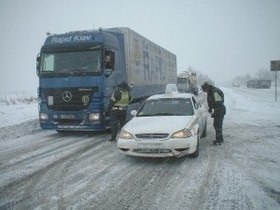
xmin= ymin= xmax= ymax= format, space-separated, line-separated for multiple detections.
xmin=36 ymin=27 xmax=177 ymax=131
xmin=177 ymin=71 xmax=198 ymax=95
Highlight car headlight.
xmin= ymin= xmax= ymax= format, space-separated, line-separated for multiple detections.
xmin=171 ymin=128 xmax=194 ymax=138
xmin=119 ymin=130 xmax=134 ymax=139
xmin=89 ymin=113 xmax=100 ymax=121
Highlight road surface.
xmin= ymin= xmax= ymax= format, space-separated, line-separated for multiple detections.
xmin=0 ymin=87 xmax=279 ymax=210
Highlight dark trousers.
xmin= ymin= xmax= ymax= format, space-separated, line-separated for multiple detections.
xmin=110 ymin=109 xmax=127 ymax=140
xmin=213 ymin=114 xmax=224 ymax=143
xmin=213 ymin=106 xmax=226 ymax=143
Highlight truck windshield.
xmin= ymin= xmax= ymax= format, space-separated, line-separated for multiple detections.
xmin=40 ymin=49 xmax=101 ymax=76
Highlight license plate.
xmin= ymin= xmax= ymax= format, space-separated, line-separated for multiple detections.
xmin=137 ymin=142 xmax=163 ymax=147
xmin=60 ymin=115 xmax=75 ymax=119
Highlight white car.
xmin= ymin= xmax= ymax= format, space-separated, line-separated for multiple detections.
xmin=117 ymin=85 xmax=207 ymax=158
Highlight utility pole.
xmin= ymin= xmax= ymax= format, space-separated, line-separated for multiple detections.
xmin=271 ymin=60 xmax=280 ymax=102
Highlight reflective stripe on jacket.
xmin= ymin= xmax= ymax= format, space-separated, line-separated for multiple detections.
xmin=214 ymin=92 xmax=223 ymax=102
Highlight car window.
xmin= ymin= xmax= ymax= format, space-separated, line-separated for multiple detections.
xmin=137 ymin=98 xmax=194 ymax=116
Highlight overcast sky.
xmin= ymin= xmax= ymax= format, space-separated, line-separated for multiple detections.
xmin=0 ymin=0 xmax=279 ymax=94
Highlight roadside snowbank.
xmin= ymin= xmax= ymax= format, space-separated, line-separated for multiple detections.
xmin=0 ymin=92 xmax=38 ymax=128
xmin=222 ymin=86 xmax=280 ymax=126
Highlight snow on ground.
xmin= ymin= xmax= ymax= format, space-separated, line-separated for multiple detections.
xmin=0 ymin=92 xmax=38 ymax=128
xmin=223 ymin=85 xmax=280 ymax=126
xmin=0 ymin=103 xmax=38 ymax=128
xmin=0 ymin=86 xmax=279 ymax=209
xmin=220 ymin=85 xmax=280 ymax=209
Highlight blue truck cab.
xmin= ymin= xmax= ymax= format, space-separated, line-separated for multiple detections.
xmin=36 ymin=27 xmax=177 ymax=132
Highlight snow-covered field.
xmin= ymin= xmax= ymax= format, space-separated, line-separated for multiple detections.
xmin=0 ymin=86 xmax=279 ymax=210
xmin=223 ymin=85 xmax=280 ymax=126
xmin=0 ymin=91 xmax=37 ymax=128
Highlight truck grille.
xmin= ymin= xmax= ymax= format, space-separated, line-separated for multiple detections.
xmin=135 ymin=133 xmax=169 ymax=139
xmin=42 ymin=87 xmax=98 ymax=111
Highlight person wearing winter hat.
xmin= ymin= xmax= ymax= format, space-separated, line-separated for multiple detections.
xmin=106 ymin=81 xmax=132 ymax=141
xmin=201 ymin=82 xmax=226 ymax=146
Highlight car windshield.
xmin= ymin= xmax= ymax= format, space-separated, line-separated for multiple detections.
xmin=137 ymin=98 xmax=194 ymax=117
xmin=177 ymin=77 xmax=189 ymax=84
xmin=40 ymin=49 xmax=101 ymax=75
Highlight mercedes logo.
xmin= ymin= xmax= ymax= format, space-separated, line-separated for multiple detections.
xmin=62 ymin=91 xmax=72 ymax=102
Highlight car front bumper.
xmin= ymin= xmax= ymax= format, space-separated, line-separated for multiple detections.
xmin=117 ymin=136 xmax=198 ymax=158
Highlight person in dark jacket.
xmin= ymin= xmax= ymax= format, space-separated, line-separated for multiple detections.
xmin=107 ymin=81 xmax=133 ymax=141
xmin=201 ymin=82 xmax=226 ymax=145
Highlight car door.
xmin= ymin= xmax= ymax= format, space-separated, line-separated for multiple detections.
xmin=191 ymin=96 xmax=206 ymax=136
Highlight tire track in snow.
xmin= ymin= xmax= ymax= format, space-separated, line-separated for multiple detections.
xmin=0 ymin=133 xmax=108 ymax=208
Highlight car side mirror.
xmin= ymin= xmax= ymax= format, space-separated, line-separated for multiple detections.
xmin=104 ymin=69 xmax=113 ymax=77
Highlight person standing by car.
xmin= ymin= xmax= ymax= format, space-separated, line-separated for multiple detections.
xmin=107 ymin=81 xmax=133 ymax=142
xmin=201 ymin=82 xmax=226 ymax=146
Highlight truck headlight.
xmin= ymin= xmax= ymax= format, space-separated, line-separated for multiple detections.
xmin=119 ymin=130 xmax=133 ymax=139
xmin=171 ymin=128 xmax=194 ymax=138
xmin=89 ymin=113 xmax=100 ymax=121
xmin=40 ymin=113 xmax=48 ymax=120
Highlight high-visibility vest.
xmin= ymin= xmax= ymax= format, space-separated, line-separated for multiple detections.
xmin=114 ymin=90 xmax=129 ymax=107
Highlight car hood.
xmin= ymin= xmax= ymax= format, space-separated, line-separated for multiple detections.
xmin=123 ymin=116 xmax=194 ymax=134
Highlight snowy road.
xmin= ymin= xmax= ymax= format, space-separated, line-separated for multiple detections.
xmin=0 ymin=87 xmax=279 ymax=210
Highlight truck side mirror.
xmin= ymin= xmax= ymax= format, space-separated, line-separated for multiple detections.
xmin=104 ymin=50 xmax=115 ymax=70
xmin=104 ymin=50 xmax=115 ymax=78
xmin=36 ymin=53 xmax=40 ymax=75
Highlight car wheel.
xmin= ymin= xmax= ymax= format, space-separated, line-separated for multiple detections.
xmin=201 ymin=119 xmax=207 ymax=137
xmin=189 ymin=135 xmax=200 ymax=158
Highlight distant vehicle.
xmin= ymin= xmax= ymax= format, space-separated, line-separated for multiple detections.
xmin=36 ymin=27 xmax=177 ymax=132
xmin=232 ymin=82 xmax=240 ymax=87
xmin=177 ymin=71 xmax=198 ymax=95
xmin=247 ymin=80 xmax=271 ymax=89
xmin=117 ymin=84 xmax=207 ymax=158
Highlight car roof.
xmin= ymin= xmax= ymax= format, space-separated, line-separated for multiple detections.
xmin=147 ymin=92 xmax=194 ymax=100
